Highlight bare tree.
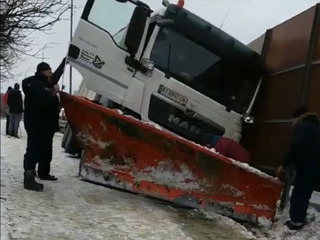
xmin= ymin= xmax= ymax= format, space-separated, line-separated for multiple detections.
xmin=0 ymin=0 xmax=70 ymax=81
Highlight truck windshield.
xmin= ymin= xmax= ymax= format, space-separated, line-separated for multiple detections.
xmin=150 ymin=27 xmax=260 ymax=114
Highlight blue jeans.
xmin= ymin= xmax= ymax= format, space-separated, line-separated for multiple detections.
xmin=5 ymin=114 xmax=10 ymax=135
xmin=9 ymin=113 xmax=22 ymax=137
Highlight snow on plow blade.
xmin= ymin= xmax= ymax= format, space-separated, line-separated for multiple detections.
xmin=60 ymin=92 xmax=283 ymax=224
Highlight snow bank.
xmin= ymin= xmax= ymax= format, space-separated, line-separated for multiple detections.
xmin=247 ymin=205 xmax=320 ymax=240
xmin=1 ymin=198 xmax=10 ymax=240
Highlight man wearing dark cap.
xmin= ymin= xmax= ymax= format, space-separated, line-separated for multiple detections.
xmin=22 ymin=58 xmax=67 ymax=191
xmin=7 ymin=83 xmax=23 ymax=137
xmin=276 ymin=106 xmax=320 ymax=230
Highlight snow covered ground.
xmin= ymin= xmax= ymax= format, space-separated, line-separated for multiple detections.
xmin=1 ymin=119 xmax=319 ymax=240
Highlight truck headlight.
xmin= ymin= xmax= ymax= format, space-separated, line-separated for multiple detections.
xmin=243 ymin=113 xmax=254 ymax=124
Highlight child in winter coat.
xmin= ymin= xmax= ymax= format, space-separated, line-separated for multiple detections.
xmin=201 ymin=133 xmax=251 ymax=164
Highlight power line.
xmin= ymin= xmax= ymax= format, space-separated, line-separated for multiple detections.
xmin=220 ymin=9 xmax=230 ymax=29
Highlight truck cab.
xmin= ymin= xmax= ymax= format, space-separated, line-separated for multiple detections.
xmin=67 ymin=0 xmax=264 ymax=144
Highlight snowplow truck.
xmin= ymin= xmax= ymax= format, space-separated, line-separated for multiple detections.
xmin=61 ymin=0 xmax=283 ymax=224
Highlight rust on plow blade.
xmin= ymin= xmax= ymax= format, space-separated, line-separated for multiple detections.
xmin=60 ymin=92 xmax=283 ymax=224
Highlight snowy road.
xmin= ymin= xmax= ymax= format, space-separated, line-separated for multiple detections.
xmin=1 ymin=119 xmax=319 ymax=240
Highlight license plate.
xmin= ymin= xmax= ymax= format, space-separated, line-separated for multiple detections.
xmin=158 ymin=85 xmax=188 ymax=106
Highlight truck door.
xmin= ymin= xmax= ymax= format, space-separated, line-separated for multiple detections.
xmin=68 ymin=0 xmax=150 ymax=105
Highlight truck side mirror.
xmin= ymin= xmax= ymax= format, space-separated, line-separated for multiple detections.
xmin=125 ymin=6 xmax=149 ymax=56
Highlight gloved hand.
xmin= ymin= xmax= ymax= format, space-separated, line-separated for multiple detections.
xmin=275 ymin=166 xmax=283 ymax=178
xmin=61 ymin=57 xmax=68 ymax=66
xmin=52 ymin=84 xmax=60 ymax=95
xmin=275 ymin=165 xmax=288 ymax=181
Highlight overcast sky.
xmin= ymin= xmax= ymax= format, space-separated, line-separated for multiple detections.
xmin=1 ymin=0 xmax=319 ymax=93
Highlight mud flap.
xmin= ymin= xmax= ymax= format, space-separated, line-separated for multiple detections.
xmin=60 ymin=92 xmax=283 ymax=224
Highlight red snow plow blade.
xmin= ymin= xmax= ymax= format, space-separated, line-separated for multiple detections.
xmin=60 ymin=92 xmax=283 ymax=224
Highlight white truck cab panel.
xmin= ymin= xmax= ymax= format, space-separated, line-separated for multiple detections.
xmin=68 ymin=0 xmax=264 ymax=144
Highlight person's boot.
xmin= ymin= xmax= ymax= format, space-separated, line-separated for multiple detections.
xmin=24 ymin=170 xmax=44 ymax=191
xmin=285 ymin=220 xmax=305 ymax=230
xmin=38 ymin=173 xmax=58 ymax=181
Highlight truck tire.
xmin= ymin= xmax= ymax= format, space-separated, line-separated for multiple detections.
xmin=61 ymin=123 xmax=71 ymax=149
xmin=63 ymin=123 xmax=82 ymax=158
xmin=79 ymin=150 xmax=85 ymax=178
xmin=65 ymin=133 xmax=82 ymax=157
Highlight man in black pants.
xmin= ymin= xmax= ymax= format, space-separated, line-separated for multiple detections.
xmin=7 ymin=83 xmax=23 ymax=138
xmin=22 ymin=58 xmax=67 ymax=191
xmin=276 ymin=106 xmax=320 ymax=230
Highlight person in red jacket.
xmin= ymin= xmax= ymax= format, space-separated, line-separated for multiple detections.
xmin=2 ymin=86 xmax=13 ymax=135
xmin=201 ymin=133 xmax=251 ymax=164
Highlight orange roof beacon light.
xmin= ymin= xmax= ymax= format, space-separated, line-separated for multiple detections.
xmin=162 ymin=0 xmax=184 ymax=8
xmin=177 ymin=0 xmax=184 ymax=8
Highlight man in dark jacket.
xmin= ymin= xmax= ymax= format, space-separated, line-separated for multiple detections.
xmin=22 ymin=58 xmax=67 ymax=191
xmin=276 ymin=106 xmax=320 ymax=230
xmin=7 ymin=83 xmax=23 ymax=137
